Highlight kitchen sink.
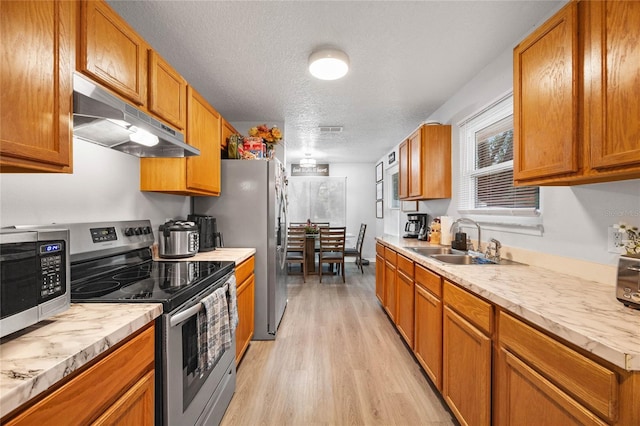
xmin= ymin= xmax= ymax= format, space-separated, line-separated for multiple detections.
xmin=430 ymin=254 xmax=524 ymax=266
xmin=405 ymin=246 xmax=454 ymax=256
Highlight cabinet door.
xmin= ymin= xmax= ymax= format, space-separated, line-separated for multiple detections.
xmin=495 ymin=349 xmax=607 ymax=426
xmin=588 ymin=0 xmax=640 ymax=174
xmin=375 ymin=253 xmax=385 ymax=304
xmin=79 ymin=0 xmax=147 ymax=105
xmin=396 ymin=268 xmax=414 ymax=347
xmin=92 ymin=370 xmax=154 ymax=426
xmin=0 ymin=0 xmax=73 ymax=173
xmin=221 ymin=118 xmax=239 ymax=154
xmin=414 ymin=282 xmax=442 ymax=390
xmin=148 ymin=51 xmax=187 ymax=130
xmin=408 ymin=129 xmax=423 ymax=198
xmin=443 ymin=306 xmax=492 ymax=426
xmin=513 ymin=2 xmax=579 ymax=182
xmin=186 ymin=87 xmax=221 ymax=194
xmin=235 ymin=274 xmax=255 ymax=363
xmin=421 ymin=125 xmax=452 ymax=199
xmin=384 ymin=261 xmax=396 ymax=322
xmin=398 ymin=140 xmax=409 ymax=199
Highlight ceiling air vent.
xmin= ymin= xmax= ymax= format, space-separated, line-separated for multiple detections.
xmin=318 ymin=126 xmax=343 ymax=133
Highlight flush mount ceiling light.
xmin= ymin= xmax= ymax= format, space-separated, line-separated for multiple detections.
xmin=300 ymin=158 xmax=317 ymax=168
xmin=308 ymin=48 xmax=349 ymax=80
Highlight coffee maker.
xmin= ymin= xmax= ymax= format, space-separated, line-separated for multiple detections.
xmin=403 ymin=213 xmax=430 ymax=239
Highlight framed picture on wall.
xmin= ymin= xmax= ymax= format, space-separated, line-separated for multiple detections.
xmin=401 ymin=201 xmax=418 ymax=212
xmin=376 ymin=200 xmax=383 ymax=218
xmin=376 ymin=181 xmax=383 ymax=200
xmin=375 ymin=162 xmax=383 ymax=182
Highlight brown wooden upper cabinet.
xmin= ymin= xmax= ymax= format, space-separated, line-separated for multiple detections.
xmin=399 ymin=124 xmax=451 ymax=200
xmin=0 ymin=0 xmax=74 ymax=173
xmin=148 ymin=51 xmax=187 ymax=130
xmin=79 ymin=0 xmax=188 ymax=132
xmin=140 ymin=86 xmax=221 ymax=196
xmin=514 ymin=0 xmax=640 ymax=186
xmin=221 ymin=118 xmax=240 ymax=153
xmin=78 ymin=0 xmax=148 ymax=106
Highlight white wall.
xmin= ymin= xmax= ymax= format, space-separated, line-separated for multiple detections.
xmin=328 ymin=163 xmax=377 ymax=262
xmin=376 ymin=12 xmax=640 ymax=269
xmin=0 ymin=139 xmax=190 ymax=234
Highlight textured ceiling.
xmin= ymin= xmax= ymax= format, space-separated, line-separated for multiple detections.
xmin=107 ymin=0 xmax=562 ymax=164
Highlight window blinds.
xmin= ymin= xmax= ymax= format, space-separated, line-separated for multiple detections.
xmin=459 ymin=95 xmax=539 ymax=216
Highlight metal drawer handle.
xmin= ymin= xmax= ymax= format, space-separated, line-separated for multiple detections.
xmin=628 ymin=266 xmax=640 ymax=272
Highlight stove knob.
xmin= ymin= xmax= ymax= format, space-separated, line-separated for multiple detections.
xmin=143 ymin=226 xmax=152 ymax=235
xmin=134 ymin=227 xmax=142 ymax=235
xmin=124 ymin=227 xmax=135 ymax=237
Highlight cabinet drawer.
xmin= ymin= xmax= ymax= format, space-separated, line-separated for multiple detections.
xmin=397 ymin=254 xmax=413 ymax=277
xmin=415 ymin=264 xmax=442 ymax=298
xmin=499 ymin=311 xmax=618 ymax=422
xmin=376 ymin=242 xmax=385 ymax=257
xmin=235 ymin=256 xmax=254 ymax=285
xmin=443 ymin=281 xmax=492 ymax=335
xmin=384 ymin=247 xmax=397 ymax=265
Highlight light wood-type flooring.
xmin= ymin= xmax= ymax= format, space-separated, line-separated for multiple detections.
xmin=221 ymin=262 xmax=456 ymax=425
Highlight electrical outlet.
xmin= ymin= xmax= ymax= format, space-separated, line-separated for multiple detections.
xmin=608 ymin=226 xmax=624 ymax=253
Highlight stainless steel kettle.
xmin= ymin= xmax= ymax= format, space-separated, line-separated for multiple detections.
xmin=158 ymin=220 xmax=199 ymax=259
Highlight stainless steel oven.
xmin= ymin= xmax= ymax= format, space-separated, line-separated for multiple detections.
xmin=30 ymin=219 xmax=238 ymax=425
xmin=0 ymin=228 xmax=70 ymax=338
xmin=163 ymin=271 xmax=236 ymax=425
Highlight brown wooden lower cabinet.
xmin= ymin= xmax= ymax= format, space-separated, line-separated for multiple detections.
xmin=374 ymin=243 xmax=640 ymax=425
xmin=414 ymin=264 xmax=443 ymax=390
xmin=235 ymin=255 xmax=255 ymax=364
xmin=384 ymin=247 xmax=397 ymax=322
xmin=443 ymin=305 xmax=492 ymax=426
xmin=375 ymin=243 xmax=385 ymax=304
xmin=2 ymin=324 xmax=155 ymax=425
xmin=395 ymin=254 xmax=415 ymax=347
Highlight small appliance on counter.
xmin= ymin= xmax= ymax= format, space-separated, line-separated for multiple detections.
xmin=616 ymin=253 xmax=640 ymax=309
xmin=403 ymin=213 xmax=430 ymax=239
xmin=158 ymin=220 xmax=199 ymax=259
xmin=0 ymin=228 xmax=70 ymax=338
xmin=187 ymin=214 xmax=217 ymax=252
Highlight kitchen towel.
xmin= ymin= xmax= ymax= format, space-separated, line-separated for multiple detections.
xmin=440 ymin=216 xmax=453 ymax=246
xmin=226 ymin=276 xmax=239 ymax=331
xmin=197 ymin=286 xmax=231 ymax=373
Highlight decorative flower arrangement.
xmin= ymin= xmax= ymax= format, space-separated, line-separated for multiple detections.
xmin=248 ymin=124 xmax=282 ymax=144
xmin=304 ymin=225 xmax=319 ymax=234
xmin=304 ymin=219 xmax=319 ymax=234
xmin=614 ymin=222 xmax=640 ymax=255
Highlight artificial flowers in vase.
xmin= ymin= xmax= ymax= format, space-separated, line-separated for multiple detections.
xmin=248 ymin=124 xmax=282 ymax=159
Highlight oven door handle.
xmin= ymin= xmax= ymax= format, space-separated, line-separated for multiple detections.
xmin=169 ymin=303 xmax=202 ymax=327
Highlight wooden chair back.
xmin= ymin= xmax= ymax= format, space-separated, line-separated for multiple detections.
xmin=286 ymin=226 xmax=307 ymax=282
xmin=318 ymin=227 xmax=346 ymax=283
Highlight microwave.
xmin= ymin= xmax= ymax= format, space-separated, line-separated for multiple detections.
xmin=0 ymin=228 xmax=70 ymax=338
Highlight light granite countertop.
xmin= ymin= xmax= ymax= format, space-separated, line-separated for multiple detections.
xmin=377 ymin=235 xmax=640 ymax=371
xmin=0 ymin=303 xmax=162 ymax=418
xmin=153 ymin=247 xmax=256 ymax=264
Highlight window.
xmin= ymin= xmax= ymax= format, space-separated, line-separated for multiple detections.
xmin=459 ymin=93 xmax=539 ymax=219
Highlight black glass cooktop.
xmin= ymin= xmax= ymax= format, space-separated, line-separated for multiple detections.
xmin=71 ymin=248 xmax=234 ymax=312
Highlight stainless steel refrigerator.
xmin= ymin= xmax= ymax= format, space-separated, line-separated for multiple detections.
xmin=194 ymin=159 xmax=287 ymax=340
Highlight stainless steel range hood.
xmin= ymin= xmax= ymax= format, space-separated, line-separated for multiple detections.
xmin=73 ymin=73 xmax=199 ymax=157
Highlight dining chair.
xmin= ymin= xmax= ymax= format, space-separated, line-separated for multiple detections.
xmin=344 ymin=223 xmax=366 ymax=273
xmin=318 ymin=227 xmax=346 ymax=283
xmin=286 ymin=226 xmax=307 ymax=282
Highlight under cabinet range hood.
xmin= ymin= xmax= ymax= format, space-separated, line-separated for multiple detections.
xmin=72 ymin=73 xmax=199 ymax=157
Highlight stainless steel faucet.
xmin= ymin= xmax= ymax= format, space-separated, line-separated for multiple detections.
xmin=450 ymin=218 xmax=481 ymax=252
xmin=485 ymin=238 xmax=502 ymax=262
